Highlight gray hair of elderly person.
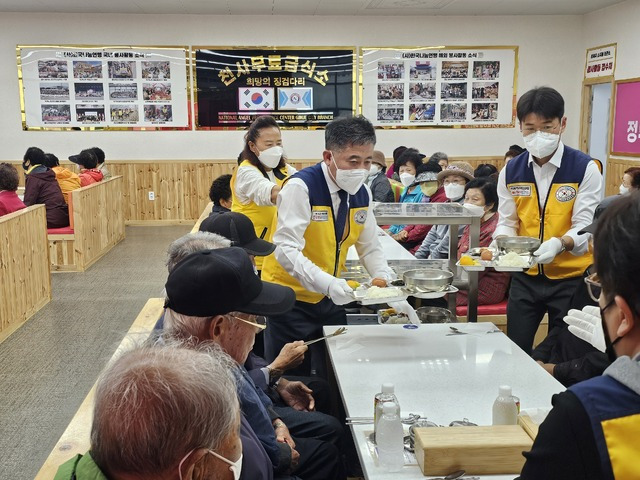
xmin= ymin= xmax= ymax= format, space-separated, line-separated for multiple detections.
xmin=325 ymin=115 xmax=376 ymax=151
xmin=166 ymin=231 xmax=231 ymax=272
xmin=90 ymin=341 xmax=239 ymax=478
xmin=429 ymin=152 xmax=449 ymax=164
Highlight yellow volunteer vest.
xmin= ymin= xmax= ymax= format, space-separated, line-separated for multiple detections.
xmin=505 ymin=147 xmax=594 ymax=280
xmin=231 ymin=160 xmax=289 ymax=270
xmin=261 ymin=163 xmax=369 ymax=303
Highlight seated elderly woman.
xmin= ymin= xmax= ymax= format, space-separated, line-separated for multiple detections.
xmin=54 ymin=343 xmax=242 ymax=480
xmin=620 ymin=166 xmax=640 ymax=194
xmin=0 ymin=163 xmax=26 ymax=216
xmin=387 ymin=149 xmax=446 ymax=251
xmin=455 ymin=177 xmax=509 ymax=306
xmin=414 ymin=161 xmax=475 ymax=259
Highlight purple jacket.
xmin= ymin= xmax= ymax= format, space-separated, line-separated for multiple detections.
xmin=24 ymin=166 xmax=69 ymax=228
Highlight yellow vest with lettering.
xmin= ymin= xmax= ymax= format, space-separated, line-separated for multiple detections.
xmin=261 ymin=163 xmax=369 ymax=304
xmin=231 ymin=160 xmax=290 ymax=270
xmin=505 ymin=147 xmax=594 ymax=279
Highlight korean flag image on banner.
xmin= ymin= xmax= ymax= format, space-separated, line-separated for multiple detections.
xmin=278 ymin=88 xmax=313 ymax=111
xmin=238 ymin=87 xmax=274 ymax=111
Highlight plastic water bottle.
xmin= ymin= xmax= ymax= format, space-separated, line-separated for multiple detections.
xmin=492 ymin=385 xmax=518 ymax=425
xmin=376 ymin=402 xmax=405 ymax=472
xmin=374 ymin=383 xmax=400 ymax=442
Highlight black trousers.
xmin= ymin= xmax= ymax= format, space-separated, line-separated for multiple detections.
xmin=507 ymin=273 xmax=581 ymax=355
xmin=264 ymin=297 xmax=346 ymax=378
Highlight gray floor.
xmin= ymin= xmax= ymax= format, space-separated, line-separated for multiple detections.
xmin=0 ymin=225 xmax=190 ymax=480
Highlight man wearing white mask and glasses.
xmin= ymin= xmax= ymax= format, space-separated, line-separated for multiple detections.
xmin=494 ymin=87 xmax=602 ymax=354
xmin=262 ymin=116 xmax=399 ymax=378
xmin=231 ymin=115 xmax=297 ymax=273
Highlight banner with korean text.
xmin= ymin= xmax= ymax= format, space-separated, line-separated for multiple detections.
xmin=360 ymin=46 xmax=517 ymax=128
xmin=611 ymin=78 xmax=640 ymax=156
xmin=194 ymin=47 xmax=355 ymax=129
xmin=17 ymin=45 xmax=190 ymax=130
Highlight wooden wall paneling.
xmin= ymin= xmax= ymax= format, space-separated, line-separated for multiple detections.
xmin=0 ymin=205 xmax=51 ymax=342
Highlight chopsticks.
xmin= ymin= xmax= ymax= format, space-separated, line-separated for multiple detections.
xmin=303 ymin=327 xmax=347 ymax=346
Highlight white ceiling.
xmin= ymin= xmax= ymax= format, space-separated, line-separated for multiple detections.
xmin=0 ymin=0 xmax=627 ymax=16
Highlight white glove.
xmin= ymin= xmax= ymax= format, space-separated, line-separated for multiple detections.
xmin=533 ymin=237 xmax=563 ymax=264
xmin=327 ymin=278 xmax=355 ymax=306
xmin=563 ymin=306 xmax=605 ymax=352
xmin=388 ymin=300 xmax=420 ymax=325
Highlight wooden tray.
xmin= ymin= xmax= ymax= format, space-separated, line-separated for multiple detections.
xmin=414 ymin=425 xmax=533 ymax=476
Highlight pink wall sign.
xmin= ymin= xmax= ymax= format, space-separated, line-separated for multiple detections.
xmin=612 ymin=80 xmax=640 ymax=156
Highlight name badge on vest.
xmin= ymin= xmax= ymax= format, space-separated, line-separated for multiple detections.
xmin=555 ymin=185 xmax=577 ymax=202
xmin=311 ymin=211 xmax=329 ymax=222
xmin=509 ymin=185 xmax=532 ymax=197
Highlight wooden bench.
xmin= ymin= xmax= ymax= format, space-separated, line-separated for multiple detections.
xmin=457 ymin=300 xmax=549 ymax=347
xmin=34 ymin=298 xmax=164 ymax=479
xmin=0 ymin=205 xmax=51 ymax=343
xmin=48 ymin=176 xmax=125 ymax=272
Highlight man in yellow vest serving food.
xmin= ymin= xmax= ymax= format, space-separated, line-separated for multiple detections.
xmin=494 ymin=87 xmax=602 ymax=354
xmin=262 ymin=116 xmax=397 ymax=377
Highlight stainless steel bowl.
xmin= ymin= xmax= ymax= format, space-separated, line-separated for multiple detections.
xmin=415 ymin=306 xmax=457 ymax=323
xmin=496 ymin=236 xmax=541 ymax=255
xmin=403 ymin=268 xmax=453 ymax=293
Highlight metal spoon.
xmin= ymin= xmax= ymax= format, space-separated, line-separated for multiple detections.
xmin=447 ymin=326 xmax=468 ymax=335
xmin=431 ymin=470 xmax=466 ymax=480
xmin=303 ymin=327 xmax=347 ymax=346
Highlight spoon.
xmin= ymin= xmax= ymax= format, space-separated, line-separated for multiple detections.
xmin=431 ymin=470 xmax=466 ymax=480
xmin=447 ymin=326 xmax=467 ymax=335
xmin=303 ymin=327 xmax=347 ymax=346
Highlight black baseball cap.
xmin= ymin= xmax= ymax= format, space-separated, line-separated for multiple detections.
xmin=199 ymin=212 xmax=275 ymax=257
xmin=164 ymin=247 xmax=294 ymax=317
xmin=579 ymin=195 xmax=621 ymax=235
xmin=69 ymin=149 xmax=98 ymax=169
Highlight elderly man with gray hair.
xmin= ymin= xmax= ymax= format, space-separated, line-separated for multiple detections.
xmin=54 ymin=343 xmax=242 ymax=480
xmin=164 ymin=247 xmax=346 ymax=480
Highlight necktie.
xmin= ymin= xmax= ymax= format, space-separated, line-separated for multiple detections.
xmin=335 ymin=190 xmax=348 ymax=244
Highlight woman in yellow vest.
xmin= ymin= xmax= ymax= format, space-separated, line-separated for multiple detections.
xmin=231 ymin=115 xmax=296 ymax=272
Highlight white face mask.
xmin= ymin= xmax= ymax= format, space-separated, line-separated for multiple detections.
xmin=257 ymin=146 xmax=283 ymax=169
xmin=463 ymin=203 xmax=485 ymax=217
xmin=619 ymin=184 xmax=629 ymax=195
xmin=444 ymin=183 xmax=465 ymax=200
xmin=522 ymin=131 xmax=560 ymax=159
xmin=179 ymin=449 xmax=243 ymax=480
xmin=330 ymin=152 xmax=368 ymax=195
xmin=399 ymin=172 xmax=415 ymax=187
xmin=368 ymin=164 xmax=381 ymax=177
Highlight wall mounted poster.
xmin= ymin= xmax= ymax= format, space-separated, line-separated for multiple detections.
xmin=18 ymin=45 xmax=190 ymax=130
xmin=194 ymin=47 xmax=355 ymax=129
xmin=611 ymin=78 xmax=640 ymax=156
xmin=360 ymin=46 xmax=517 ymax=128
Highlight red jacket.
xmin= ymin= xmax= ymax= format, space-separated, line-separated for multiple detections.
xmin=24 ymin=166 xmax=69 ymax=228
xmin=0 ymin=190 xmax=26 ymax=217
xmin=78 ymin=169 xmax=104 ymax=187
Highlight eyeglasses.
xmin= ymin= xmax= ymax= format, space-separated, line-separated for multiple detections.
xmin=584 ymin=273 xmax=602 ymax=303
xmin=229 ymin=312 xmax=267 ymax=330
xmin=522 ymin=123 xmax=562 ymax=135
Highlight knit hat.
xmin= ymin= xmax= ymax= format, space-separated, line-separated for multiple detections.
xmin=436 ymin=161 xmax=474 ymax=183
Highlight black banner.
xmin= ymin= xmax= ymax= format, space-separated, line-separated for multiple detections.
xmin=195 ymin=48 xmax=355 ymax=129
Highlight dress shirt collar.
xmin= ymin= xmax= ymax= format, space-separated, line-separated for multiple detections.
xmin=321 ymin=160 xmax=341 ymax=194
xmin=527 ymin=141 xmax=564 ymax=169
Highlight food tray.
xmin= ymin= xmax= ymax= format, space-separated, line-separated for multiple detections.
xmin=457 ymin=255 xmax=536 ymax=273
xmin=411 ymin=285 xmax=458 ymax=299
xmin=352 ymin=287 xmax=408 ymax=305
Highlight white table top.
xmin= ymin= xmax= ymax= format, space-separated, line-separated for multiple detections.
xmin=347 ymin=227 xmax=415 ymax=262
xmin=324 ymin=324 xmax=564 ymax=480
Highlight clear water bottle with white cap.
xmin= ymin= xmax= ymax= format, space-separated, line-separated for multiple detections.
xmin=376 ymin=402 xmax=405 ymax=472
xmin=374 ymin=383 xmax=400 ymax=442
xmin=492 ymin=385 xmax=518 ymax=425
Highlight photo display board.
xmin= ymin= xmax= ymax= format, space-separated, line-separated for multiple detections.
xmin=18 ymin=45 xmax=191 ymax=130
xmin=194 ymin=47 xmax=355 ymax=129
xmin=611 ymin=78 xmax=640 ymax=157
xmin=361 ymin=46 xmax=517 ymax=128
